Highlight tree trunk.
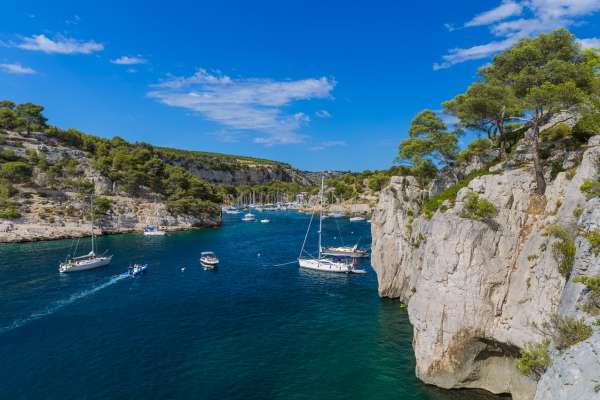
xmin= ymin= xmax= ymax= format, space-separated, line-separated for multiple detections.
xmin=531 ymin=122 xmax=546 ymax=195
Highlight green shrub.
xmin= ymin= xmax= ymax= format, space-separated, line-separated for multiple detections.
xmin=573 ymin=206 xmax=583 ymax=218
xmin=0 ymin=199 xmax=20 ymax=219
xmin=460 ymin=192 xmax=497 ymax=221
xmin=544 ymin=314 xmax=592 ymax=351
xmin=546 ymin=223 xmax=576 ymax=277
xmin=580 ymin=179 xmax=600 ymax=199
xmin=0 ymin=161 xmax=33 ymax=183
xmin=515 ymin=340 xmax=551 ymax=379
xmin=584 ymin=228 xmax=600 ymax=256
xmin=94 ymin=197 xmax=112 ymax=216
xmin=573 ymin=275 xmax=600 ymax=314
xmin=540 ymin=123 xmax=572 ymax=141
xmin=0 ymin=179 xmax=16 ymax=198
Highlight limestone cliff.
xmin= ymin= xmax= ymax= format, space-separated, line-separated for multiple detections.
xmin=371 ymin=135 xmax=600 ymax=399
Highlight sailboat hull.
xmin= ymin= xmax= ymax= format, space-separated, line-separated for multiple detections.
xmin=59 ymin=256 xmax=112 ymax=273
xmin=298 ymin=258 xmax=361 ymax=274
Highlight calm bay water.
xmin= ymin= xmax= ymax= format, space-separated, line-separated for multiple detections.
xmin=0 ymin=212 xmax=497 ymax=400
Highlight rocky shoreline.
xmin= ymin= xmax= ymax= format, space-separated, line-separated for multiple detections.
xmin=0 ymin=195 xmax=221 ymax=244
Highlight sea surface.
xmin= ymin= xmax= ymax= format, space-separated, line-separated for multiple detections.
xmin=0 ymin=211 xmax=499 ymax=400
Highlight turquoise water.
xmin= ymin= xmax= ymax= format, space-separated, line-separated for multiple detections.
xmin=0 ymin=212 xmax=498 ymax=399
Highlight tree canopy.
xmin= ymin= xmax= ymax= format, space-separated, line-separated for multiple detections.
xmin=396 ymin=110 xmax=460 ymax=184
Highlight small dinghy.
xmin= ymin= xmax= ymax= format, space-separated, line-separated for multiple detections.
xmin=200 ymin=251 xmax=219 ymax=269
xmin=129 ymin=263 xmax=148 ymax=277
xmin=260 ymin=219 xmax=270 ymax=224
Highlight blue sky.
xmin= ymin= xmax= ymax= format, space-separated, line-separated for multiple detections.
xmin=1 ymin=1 xmax=599 ymax=171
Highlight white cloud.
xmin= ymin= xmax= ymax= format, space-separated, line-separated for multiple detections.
xmin=0 ymin=63 xmax=36 ymax=75
xmin=436 ymin=0 xmax=600 ymax=69
xmin=579 ymin=37 xmax=600 ymax=48
xmin=434 ymin=37 xmax=518 ymax=70
xmin=15 ymin=34 xmax=103 ymax=54
xmin=464 ymin=1 xmax=524 ymax=27
xmin=315 ymin=109 xmax=332 ymax=118
xmin=111 ymin=55 xmax=147 ymax=65
xmin=308 ymin=140 xmax=347 ymax=151
xmin=148 ymin=69 xmax=336 ymax=145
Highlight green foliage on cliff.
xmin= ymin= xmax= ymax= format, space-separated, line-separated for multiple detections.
xmin=420 ymin=168 xmax=491 ymax=219
xmin=544 ymin=314 xmax=592 ymax=351
xmin=515 ymin=340 xmax=551 ymax=379
xmin=460 ymin=192 xmax=498 ymax=221
xmin=94 ymin=197 xmax=112 ymax=216
xmin=573 ymin=275 xmax=600 ymax=295
xmin=0 ymin=161 xmax=33 ymax=183
xmin=0 ymin=201 xmax=20 ymax=219
xmin=580 ymin=179 xmax=600 ymax=199
xmin=546 ymin=223 xmax=576 ymax=277
xmin=540 ymin=123 xmax=572 ymax=142
xmin=585 ymin=229 xmax=600 ymax=255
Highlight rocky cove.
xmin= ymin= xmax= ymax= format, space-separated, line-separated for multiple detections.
xmin=371 ymin=134 xmax=600 ymax=399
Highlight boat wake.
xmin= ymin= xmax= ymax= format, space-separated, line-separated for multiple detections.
xmin=0 ymin=272 xmax=129 ymax=335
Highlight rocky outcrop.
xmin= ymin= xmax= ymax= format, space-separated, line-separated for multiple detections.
xmin=534 ymin=331 xmax=600 ymax=399
xmin=0 ymin=194 xmax=220 ymax=243
xmin=371 ymin=135 xmax=600 ymax=399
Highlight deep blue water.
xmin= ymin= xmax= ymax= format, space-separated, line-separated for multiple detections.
xmin=0 ymin=212 xmax=497 ymax=400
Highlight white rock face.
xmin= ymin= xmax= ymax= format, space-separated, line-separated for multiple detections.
xmin=371 ymin=136 xmax=600 ymax=399
xmin=534 ymin=332 xmax=600 ymax=400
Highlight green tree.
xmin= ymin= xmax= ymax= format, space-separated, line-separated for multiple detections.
xmin=444 ymin=80 xmax=521 ymax=156
xmin=481 ymin=29 xmax=597 ymax=194
xmin=15 ymin=103 xmax=47 ymax=134
xmin=0 ymin=109 xmax=19 ymax=130
xmin=396 ymin=110 xmax=460 ymax=184
xmin=0 ymin=100 xmax=16 ymax=110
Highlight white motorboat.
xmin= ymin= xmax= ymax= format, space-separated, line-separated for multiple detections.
xmin=349 ymin=216 xmax=366 ymax=222
xmin=242 ymin=213 xmax=256 ymax=222
xmin=321 ymin=244 xmax=369 ymax=258
xmin=59 ymin=195 xmax=112 ymax=273
xmin=298 ymin=177 xmax=365 ymax=274
xmin=143 ymin=225 xmax=166 ymax=236
xmin=128 ymin=263 xmax=148 ymax=277
xmin=200 ymin=251 xmax=219 ymax=269
xmin=260 ymin=219 xmax=270 ymax=224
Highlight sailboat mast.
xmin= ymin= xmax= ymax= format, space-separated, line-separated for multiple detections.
xmin=90 ymin=194 xmax=95 ymax=254
xmin=318 ymin=176 xmax=324 ymax=259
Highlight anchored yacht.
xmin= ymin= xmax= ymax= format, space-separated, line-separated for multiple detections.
xmin=298 ymin=177 xmax=365 ymax=274
xmin=59 ymin=195 xmax=112 ymax=273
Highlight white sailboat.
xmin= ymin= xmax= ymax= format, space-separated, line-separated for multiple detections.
xmin=59 ymin=195 xmax=112 ymax=273
xmin=298 ymin=177 xmax=365 ymax=274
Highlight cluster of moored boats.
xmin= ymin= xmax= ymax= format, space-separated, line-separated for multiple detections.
xmin=58 ymin=177 xmax=370 ymax=276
